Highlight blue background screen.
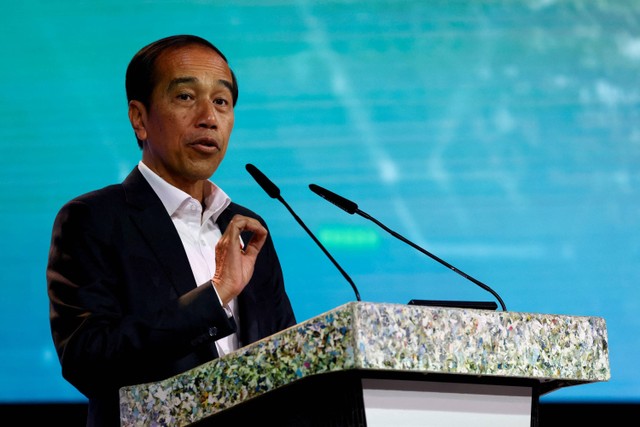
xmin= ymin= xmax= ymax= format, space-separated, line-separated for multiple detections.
xmin=1 ymin=0 xmax=638 ymax=403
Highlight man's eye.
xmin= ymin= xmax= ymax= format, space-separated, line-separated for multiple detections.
xmin=214 ymin=98 xmax=229 ymax=106
xmin=177 ymin=93 xmax=193 ymax=101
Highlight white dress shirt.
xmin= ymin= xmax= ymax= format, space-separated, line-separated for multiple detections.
xmin=137 ymin=161 xmax=239 ymax=356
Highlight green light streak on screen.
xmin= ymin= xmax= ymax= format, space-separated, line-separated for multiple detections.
xmin=318 ymin=225 xmax=380 ymax=250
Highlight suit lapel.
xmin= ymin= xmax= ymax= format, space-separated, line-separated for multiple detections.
xmin=120 ymin=172 xmax=264 ymax=345
xmin=122 ymin=167 xmax=197 ymax=296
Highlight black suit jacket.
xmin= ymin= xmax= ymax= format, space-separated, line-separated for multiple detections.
xmin=47 ymin=167 xmax=296 ymax=426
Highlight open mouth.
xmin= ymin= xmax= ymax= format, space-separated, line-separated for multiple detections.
xmin=190 ymin=138 xmax=219 ymax=151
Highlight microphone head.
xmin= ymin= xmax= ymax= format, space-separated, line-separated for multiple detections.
xmin=309 ymin=183 xmax=358 ymax=214
xmin=246 ymin=164 xmax=280 ymax=199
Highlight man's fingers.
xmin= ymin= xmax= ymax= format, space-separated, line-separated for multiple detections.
xmin=213 ymin=215 xmax=268 ymax=303
xmin=224 ymin=215 xmax=268 ymax=255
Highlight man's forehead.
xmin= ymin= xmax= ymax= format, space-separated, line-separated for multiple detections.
xmin=157 ymin=45 xmax=231 ymax=77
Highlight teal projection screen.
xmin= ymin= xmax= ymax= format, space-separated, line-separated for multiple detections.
xmin=1 ymin=0 xmax=638 ymax=403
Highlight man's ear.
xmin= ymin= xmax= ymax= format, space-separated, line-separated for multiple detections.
xmin=128 ymin=100 xmax=148 ymax=142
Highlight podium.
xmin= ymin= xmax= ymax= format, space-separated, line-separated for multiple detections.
xmin=119 ymin=302 xmax=610 ymax=426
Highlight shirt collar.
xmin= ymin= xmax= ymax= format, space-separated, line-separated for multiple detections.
xmin=137 ymin=161 xmax=231 ymax=222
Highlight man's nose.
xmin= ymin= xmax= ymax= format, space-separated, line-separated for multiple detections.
xmin=197 ymin=100 xmax=217 ymax=129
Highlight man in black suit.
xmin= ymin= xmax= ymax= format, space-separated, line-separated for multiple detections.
xmin=46 ymin=35 xmax=296 ymax=426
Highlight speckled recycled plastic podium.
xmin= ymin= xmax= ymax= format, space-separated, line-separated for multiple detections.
xmin=119 ymin=301 xmax=610 ymax=427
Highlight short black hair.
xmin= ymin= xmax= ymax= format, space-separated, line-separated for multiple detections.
xmin=125 ymin=35 xmax=239 ymax=148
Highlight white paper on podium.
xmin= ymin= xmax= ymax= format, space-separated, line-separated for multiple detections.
xmin=362 ymin=378 xmax=532 ymax=427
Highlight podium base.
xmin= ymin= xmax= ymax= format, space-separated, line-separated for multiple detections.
xmin=192 ymin=370 xmax=540 ymax=427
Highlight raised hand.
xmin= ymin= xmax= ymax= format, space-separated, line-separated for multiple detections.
xmin=212 ymin=214 xmax=268 ymax=305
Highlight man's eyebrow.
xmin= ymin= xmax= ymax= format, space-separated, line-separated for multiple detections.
xmin=218 ymin=79 xmax=234 ymax=94
xmin=167 ymin=76 xmax=233 ymax=94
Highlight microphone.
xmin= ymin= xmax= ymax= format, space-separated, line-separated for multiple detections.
xmin=308 ymin=183 xmax=507 ymax=311
xmin=245 ymin=164 xmax=361 ymax=302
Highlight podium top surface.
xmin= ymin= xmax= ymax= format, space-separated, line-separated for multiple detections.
xmin=120 ymin=301 xmax=610 ymax=426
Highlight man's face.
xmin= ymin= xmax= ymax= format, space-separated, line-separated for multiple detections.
xmin=129 ymin=44 xmax=235 ymax=194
